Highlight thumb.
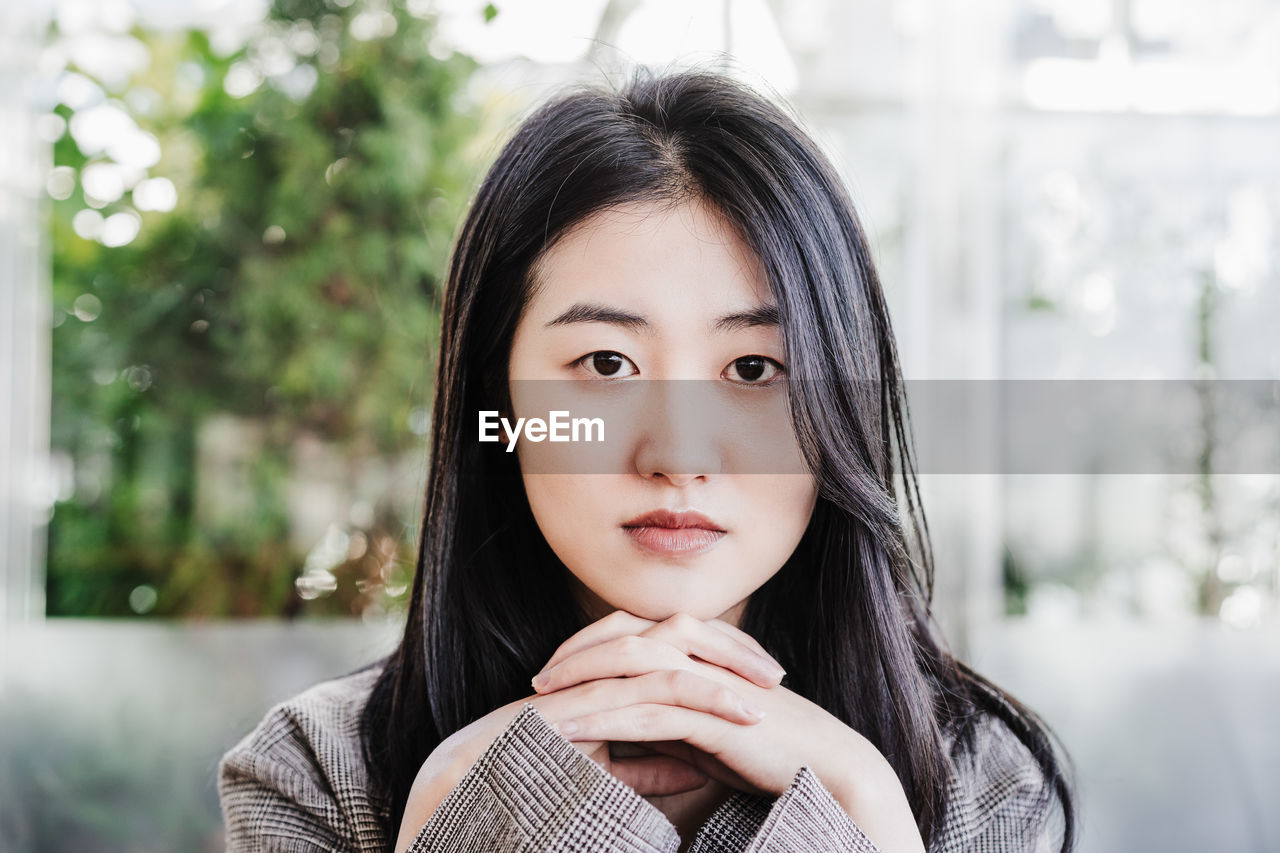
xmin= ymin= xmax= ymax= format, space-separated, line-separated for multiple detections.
xmin=608 ymin=753 xmax=710 ymax=797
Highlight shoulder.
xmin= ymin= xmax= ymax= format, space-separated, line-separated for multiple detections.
xmin=934 ymin=710 xmax=1068 ymax=853
xmin=947 ymin=709 xmax=1050 ymax=798
xmin=220 ymin=664 xmax=382 ymax=781
xmin=217 ymin=662 xmax=390 ymax=841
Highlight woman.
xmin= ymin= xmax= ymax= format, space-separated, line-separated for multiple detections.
xmin=219 ymin=68 xmax=1076 ymax=853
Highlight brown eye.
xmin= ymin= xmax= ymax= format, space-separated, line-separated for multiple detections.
xmin=724 ymin=355 xmax=784 ymax=385
xmin=575 ymin=351 xmax=637 ymax=378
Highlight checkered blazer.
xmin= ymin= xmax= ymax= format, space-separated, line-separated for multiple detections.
xmin=218 ymin=667 xmax=1065 ymax=852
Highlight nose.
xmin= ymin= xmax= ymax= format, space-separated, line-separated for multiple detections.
xmin=633 ymin=380 xmax=725 ymax=483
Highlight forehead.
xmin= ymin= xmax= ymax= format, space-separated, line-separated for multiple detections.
xmin=526 ymin=198 xmax=771 ymax=310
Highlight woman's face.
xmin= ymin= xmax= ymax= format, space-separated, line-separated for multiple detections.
xmin=504 ymin=198 xmax=818 ymax=629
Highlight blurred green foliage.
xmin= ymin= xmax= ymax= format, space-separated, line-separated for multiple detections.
xmin=47 ymin=0 xmax=490 ymax=617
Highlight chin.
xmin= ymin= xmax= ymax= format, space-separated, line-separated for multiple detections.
xmin=609 ymin=595 xmax=724 ymax=623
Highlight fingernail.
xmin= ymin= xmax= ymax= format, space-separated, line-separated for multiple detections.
xmin=740 ymin=701 xmax=766 ymax=720
xmin=754 ymin=651 xmax=780 ymax=667
xmin=557 ymin=720 xmax=580 ymax=735
xmin=532 ymin=671 xmax=550 ymax=689
xmin=759 ymin=658 xmax=785 ymax=679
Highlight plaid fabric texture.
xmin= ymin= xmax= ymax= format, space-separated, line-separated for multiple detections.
xmin=219 ymin=668 xmax=1065 ymax=852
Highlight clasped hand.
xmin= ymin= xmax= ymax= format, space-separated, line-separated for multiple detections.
xmin=394 ymin=609 xmax=926 ymax=853
xmin=530 ymin=610 xmax=927 ymax=853
xmin=531 ymin=610 xmax=813 ymax=799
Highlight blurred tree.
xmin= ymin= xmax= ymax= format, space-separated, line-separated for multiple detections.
xmin=46 ymin=0 xmax=490 ymax=617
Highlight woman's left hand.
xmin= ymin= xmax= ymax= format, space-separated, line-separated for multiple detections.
xmin=532 ymin=610 xmax=926 ymax=853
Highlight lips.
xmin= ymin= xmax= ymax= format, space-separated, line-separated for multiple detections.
xmin=621 ymin=509 xmax=726 ymax=556
xmin=621 ymin=509 xmax=725 ymax=531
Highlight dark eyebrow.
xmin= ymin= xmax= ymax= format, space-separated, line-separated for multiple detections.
xmin=544 ymin=302 xmax=779 ymax=334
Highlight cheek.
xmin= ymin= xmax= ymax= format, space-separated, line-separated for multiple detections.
xmin=765 ymin=474 xmax=818 ymax=525
xmin=521 ymin=474 xmax=616 ymax=564
xmin=742 ymin=475 xmax=818 ymax=556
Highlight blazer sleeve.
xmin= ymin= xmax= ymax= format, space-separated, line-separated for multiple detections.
xmin=933 ymin=715 xmax=1068 ymax=853
xmin=950 ymin=758 xmax=1066 ymax=853
xmin=219 ymin=752 xmax=353 ymax=852
xmin=218 ymin=671 xmax=391 ymax=853
xmin=218 ymin=714 xmax=370 ymax=853
xmin=738 ymin=765 xmax=881 ymax=853
xmin=403 ymin=702 xmax=681 ymax=853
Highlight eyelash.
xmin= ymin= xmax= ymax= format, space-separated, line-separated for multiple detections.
xmin=570 ymin=351 xmax=788 ymax=386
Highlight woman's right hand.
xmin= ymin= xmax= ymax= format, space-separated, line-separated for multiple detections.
xmin=392 ymin=611 xmax=784 ymax=853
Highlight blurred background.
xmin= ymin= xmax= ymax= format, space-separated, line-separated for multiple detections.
xmin=1 ymin=0 xmax=1278 ymax=850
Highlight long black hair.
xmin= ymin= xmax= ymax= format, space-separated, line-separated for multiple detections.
xmin=358 ymin=67 xmax=1076 ymax=852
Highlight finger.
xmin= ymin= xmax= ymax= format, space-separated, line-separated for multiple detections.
xmin=535 ymin=634 xmax=684 ymax=692
xmin=629 ymin=739 xmax=697 ymax=765
xmin=535 ymin=612 xmax=783 ymax=689
xmin=556 ymin=704 xmax=732 ymax=757
xmin=609 ymin=753 xmax=710 ymax=797
xmin=620 ymin=741 xmax=757 ymax=802
xmin=541 ymin=610 xmax=657 ymax=673
xmin=647 ymin=613 xmax=785 ymax=686
xmin=546 ymin=669 xmax=768 ymax=728
xmin=704 ymin=618 xmax=781 ymax=669
xmin=535 ymin=667 xmax=767 ymax=731
xmin=538 ymin=611 xmax=782 ymax=680
xmin=624 ymin=739 xmax=719 ymax=778
xmin=535 ymin=622 xmax=780 ymax=695
xmin=646 ymin=668 xmax=769 ymax=724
